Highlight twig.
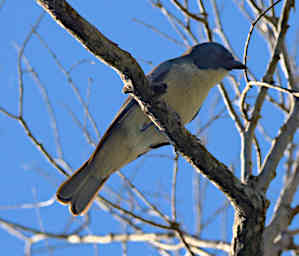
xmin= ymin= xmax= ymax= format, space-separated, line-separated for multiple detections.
xmin=62 ymin=104 xmax=96 ymax=147
xmin=243 ymin=0 xmax=282 ymax=83
xmin=240 ymin=80 xmax=299 ymax=114
xmin=17 ymin=13 xmax=44 ymax=117
xmin=175 ymin=228 xmax=196 ymax=256
xmin=18 ymin=117 xmax=69 ymax=176
xmin=171 ymin=151 xmax=179 ymax=221
xmin=196 ymin=0 xmax=213 ymax=41
xmin=150 ymin=0 xmax=192 ymax=47
xmin=117 ymin=172 xmax=170 ymax=223
xmin=0 ymin=197 xmax=55 ymax=210
xmin=218 ymin=83 xmax=244 ymax=133
xmin=32 ymin=188 xmax=51 ymax=254
xmin=34 ymin=31 xmax=100 ymax=141
xmin=96 ymin=195 xmax=173 ymax=230
xmin=16 ymin=44 xmax=64 ymax=160
xmin=170 ymin=0 xmax=205 ymax=23
xmin=132 ymin=18 xmax=184 ymax=47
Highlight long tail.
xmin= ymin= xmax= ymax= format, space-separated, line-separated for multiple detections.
xmin=56 ymin=161 xmax=108 ymax=215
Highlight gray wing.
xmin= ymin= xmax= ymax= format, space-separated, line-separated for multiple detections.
xmin=88 ymin=96 xmax=137 ymax=162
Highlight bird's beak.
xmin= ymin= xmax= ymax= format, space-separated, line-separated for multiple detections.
xmin=229 ymin=60 xmax=246 ymax=70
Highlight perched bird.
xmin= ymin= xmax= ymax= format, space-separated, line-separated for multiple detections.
xmin=57 ymin=42 xmax=246 ymax=215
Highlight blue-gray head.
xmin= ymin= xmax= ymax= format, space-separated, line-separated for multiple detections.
xmin=184 ymin=42 xmax=246 ymax=70
xmin=148 ymin=42 xmax=245 ymax=85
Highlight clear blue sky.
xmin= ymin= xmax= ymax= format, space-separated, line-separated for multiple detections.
xmin=0 ymin=1 xmax=298 ymax=255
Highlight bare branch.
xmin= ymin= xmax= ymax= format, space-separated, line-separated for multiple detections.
xmin=241 ymin=0 xmax=294 ymax=182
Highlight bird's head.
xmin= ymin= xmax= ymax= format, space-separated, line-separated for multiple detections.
xmin=184 ymin=42 xmax=246 ymax=71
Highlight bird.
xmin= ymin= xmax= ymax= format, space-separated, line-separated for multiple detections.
xmin=57 ymin=42 xmax=246 ymax=215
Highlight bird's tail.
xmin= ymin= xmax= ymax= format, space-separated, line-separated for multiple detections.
xmin=56 ymin=161 xmax=108 ymax=215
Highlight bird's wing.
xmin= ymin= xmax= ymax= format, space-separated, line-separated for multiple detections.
xmin=88 ymin=60 xmax=177 ymax=164
xmin=87 ymin=96 xmax=138 ymax=163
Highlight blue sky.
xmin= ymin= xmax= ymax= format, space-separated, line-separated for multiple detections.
xmin=0 ymin=1 xmax=298 ymax=255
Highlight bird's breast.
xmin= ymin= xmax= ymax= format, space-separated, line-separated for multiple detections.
xmin=161 ymin=63 xmax=228 ymax=124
